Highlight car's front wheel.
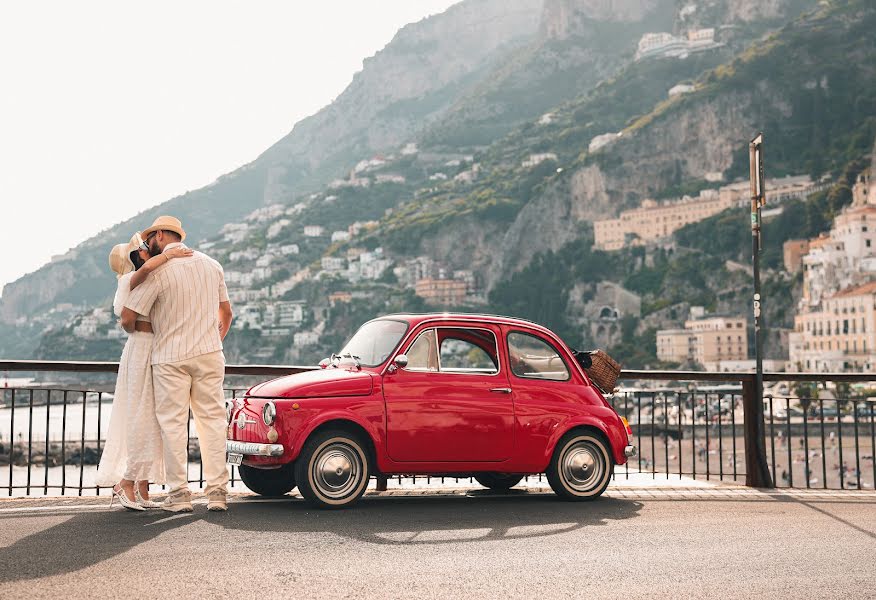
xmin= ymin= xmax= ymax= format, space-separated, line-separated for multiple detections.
xmin=238 ymin=463 xmax=296 ymax=496
xmin=294 ymin=429 xmax=371 ymax=509
xmin=474 ymin=473 xmax=524 ymax=490
xmin=546 ymin=431 xmax=613 ymax=501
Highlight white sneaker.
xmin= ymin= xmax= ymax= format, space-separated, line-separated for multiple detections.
xmin=161 ymin=490 xmax=193 ymax=513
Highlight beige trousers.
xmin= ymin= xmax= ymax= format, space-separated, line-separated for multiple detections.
xmin=153 ymin=350 xmax=228 ymax=496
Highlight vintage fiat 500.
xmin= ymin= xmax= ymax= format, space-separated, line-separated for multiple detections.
xmin=226 ymin=313 xmax=636 ymax=508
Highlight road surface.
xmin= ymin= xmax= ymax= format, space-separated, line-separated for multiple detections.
xmin=0 ymin=486 xmax=873 ymax=599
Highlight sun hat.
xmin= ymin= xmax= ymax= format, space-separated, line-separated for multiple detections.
xmin=141 ymin=215 xmax=186 ymax=242
xmin=108 ymin=232 xmax=144 ymax=278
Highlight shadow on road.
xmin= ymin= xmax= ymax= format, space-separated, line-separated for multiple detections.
xmin=0 ymin=493 xmax=642 ymax=582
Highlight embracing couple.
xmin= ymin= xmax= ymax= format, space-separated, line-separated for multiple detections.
xmin=96 ymin=216 xmax=234 ymax=513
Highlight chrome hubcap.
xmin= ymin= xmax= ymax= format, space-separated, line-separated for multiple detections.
xmin=313 ymin=443 xmax=360 ymax=499
xmin=562 ymin=442 xmax=604 ymax=492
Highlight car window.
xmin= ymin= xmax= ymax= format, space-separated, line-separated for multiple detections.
xmin=404 ymin=329 xmax=438 ymax=371
xmin=438 ymin=328 xmax=499 ymax=375
xmin=508 ymin=331 xmax=570 ymax=381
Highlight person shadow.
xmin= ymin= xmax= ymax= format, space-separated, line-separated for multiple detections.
xmin=0 ymin=492 xmax=642 ymax=582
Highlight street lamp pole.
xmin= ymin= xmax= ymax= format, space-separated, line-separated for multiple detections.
xmin=746 ymin=132 xmax=774 ymax=487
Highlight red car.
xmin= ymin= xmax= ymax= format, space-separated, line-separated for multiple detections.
xmin=226 ymin=313 xmax=636 ymax=508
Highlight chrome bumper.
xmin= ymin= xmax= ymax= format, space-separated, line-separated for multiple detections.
xmin=226 ymin=440 xmax=284 ymax=457
xmin=624 ymin=445 xmax=637 ymax=458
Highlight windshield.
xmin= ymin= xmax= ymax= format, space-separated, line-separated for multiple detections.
xmin=339 ymin=319 xmax=409 ymax=367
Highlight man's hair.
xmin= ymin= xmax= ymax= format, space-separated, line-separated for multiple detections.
xmin=160 ymin=230 xmax=182 ymax=242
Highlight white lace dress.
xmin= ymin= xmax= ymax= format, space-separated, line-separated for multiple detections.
xmin=96 ymin=272 xmax=166 ymax=485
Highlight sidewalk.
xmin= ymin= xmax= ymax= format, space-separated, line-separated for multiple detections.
xmin=1 ymin=469 xmax=872 ymax=513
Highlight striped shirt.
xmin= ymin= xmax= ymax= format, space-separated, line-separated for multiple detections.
xmin=125 ymin=243 xmax=230 ymax=364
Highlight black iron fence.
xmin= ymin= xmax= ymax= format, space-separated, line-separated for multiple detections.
xmin=1 ymin=361 xmax=873 ymax=496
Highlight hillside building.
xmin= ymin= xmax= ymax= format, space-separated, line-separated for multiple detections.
xmin=789 ymin=164 xmax=876 ymax=371
xmin=657 ymin=314 xmax=747 ymax=368
xmin=789 ymin=281 xmax=876 ymax=371
xmin=783 ymin=239 xmax=810 ymax=273
xmin=594 ymin=189 xmax=731 ymax=250
xmin=521 ymin=153 xmax=557 ymax=168
xmin=415 ymin=278 xmax=467 ymax=306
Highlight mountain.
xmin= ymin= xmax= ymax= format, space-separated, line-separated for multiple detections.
xmin=0 ymin=0 xmax=544 ymax=328
xmin=13 ymin=0 xmax=865 ymax=370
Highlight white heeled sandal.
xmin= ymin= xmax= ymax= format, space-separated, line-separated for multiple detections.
xmin=135 ymin=485 xmax=160 ymax=509
xmin=111 ymin=485 xmax=146 ymax=511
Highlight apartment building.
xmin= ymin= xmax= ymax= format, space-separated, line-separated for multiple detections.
xmin=789 ymin=281 xmax=876 ymax=371
xmin=415 ymin=278 xmax=467 ymax=306
xmin=594 ymin=190 xmax=731 ymax=251
xmin=657 ymin=315 xmax=747 ymax=368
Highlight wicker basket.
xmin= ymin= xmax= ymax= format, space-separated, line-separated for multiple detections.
xmin=573 ymin=349 xmax=621 ymax=394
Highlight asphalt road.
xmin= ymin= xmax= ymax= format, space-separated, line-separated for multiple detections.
xmin=0 ymin=489 xmax=873 ymax=599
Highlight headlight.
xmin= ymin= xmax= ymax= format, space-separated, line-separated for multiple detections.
xmin=225 ymin=400 xmax=233 ymax=424
xmin=262 ymin=401 xmax=276 ymax=426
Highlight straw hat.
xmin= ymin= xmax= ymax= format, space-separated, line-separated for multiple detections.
xmin=108 ymin=232 xmax=144 ymax=278
xmin=141 ymin=215 xmax=186 ymax=242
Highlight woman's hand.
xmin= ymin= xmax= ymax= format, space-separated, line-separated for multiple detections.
xmin=165 ymin=247 xmax=194 ymax=260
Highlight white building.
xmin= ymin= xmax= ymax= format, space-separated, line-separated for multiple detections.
xmin=304 ymin=225 xmax=325 ymax=237
xmin=321 ymin=256 xmax=345 ymax=271
xmin=521 ymin=153 xmax=558 ymax=168
xmin=229 ymin=248 xmax=260 ymax=263
xmin=267 ymin=219 xmax=291 ymax=239
xmin=294 ymin=331 xmax=319 ymax=347
xmin=375 ymin=173 xmax=406 ymax=184
xmin=331 ymin=231 xmax=351 ymax=243
xmin=235 ymin=304 xmax=263 ymax=330
xmin=453 ymin=164 xmax=480 ymax=184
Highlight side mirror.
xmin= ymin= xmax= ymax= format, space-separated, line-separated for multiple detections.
xmin=387 ymin=354 xmax=408 ymax=373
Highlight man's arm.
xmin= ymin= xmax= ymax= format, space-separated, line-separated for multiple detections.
xmin=120 ymin=307 xmax=139 ymax=333
xmin=123 ymin=276 xmax=159 ymax=332
xmin=218 ymin=301 xmax=233 ymax=340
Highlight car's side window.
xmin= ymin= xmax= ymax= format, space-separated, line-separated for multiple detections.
xmin=438 ymin=328 xmax=499 ymax=375
xmin=507 ymin=331 xmax=570 ymax=381
xmin=404 ymin=329 xmax=438 ymax=371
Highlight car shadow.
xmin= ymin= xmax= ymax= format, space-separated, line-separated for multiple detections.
xmin=0 ymin=492 xmax=642 ymax=582
xmin=216 ymin=493 xmax=643 ymax=546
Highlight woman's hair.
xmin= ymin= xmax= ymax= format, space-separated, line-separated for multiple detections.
xmin=129 ymin=249 xmax=146 ymax=271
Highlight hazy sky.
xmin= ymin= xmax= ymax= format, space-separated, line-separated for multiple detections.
xmin=0 ymin=0 xmax=459 ymax=293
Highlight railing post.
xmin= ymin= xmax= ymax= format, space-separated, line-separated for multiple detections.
xmin=742 ymin=378 xmax=773 ymax=487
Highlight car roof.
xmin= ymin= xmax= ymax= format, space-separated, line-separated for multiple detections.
xmin=374 ymin=312 xmax=562 ymax=340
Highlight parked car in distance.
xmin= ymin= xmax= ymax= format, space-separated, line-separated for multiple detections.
xmin=226 ymin=313 xmax=636 ymax=508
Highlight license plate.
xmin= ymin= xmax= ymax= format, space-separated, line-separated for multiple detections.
xmin=227 ymin=452 xmax=243 ymax=466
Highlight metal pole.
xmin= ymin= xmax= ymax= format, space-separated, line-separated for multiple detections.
xmin=745 ymin=133 xmax=774 ymax=487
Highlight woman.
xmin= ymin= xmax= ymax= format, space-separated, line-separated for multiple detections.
xmin=96 ymin=233 xmax=192 ymax=510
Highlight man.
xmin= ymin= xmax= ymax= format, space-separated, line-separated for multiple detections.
xmin=121 ymin=215 xmax=234 ymax=512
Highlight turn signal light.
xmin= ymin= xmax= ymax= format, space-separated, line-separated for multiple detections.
xmin=621 ymin=417 xmax=633 ymax=437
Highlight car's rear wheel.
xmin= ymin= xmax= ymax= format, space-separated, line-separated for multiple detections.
xmin=474 ymin=473 xmax=524 ymax=490
xmin=238 ymin=463 xmax=296 ymax=496
xmin=294 ymin=429 xmax=370 ymax=509
xmin=546 ymin=431 xmax=612 ymax=501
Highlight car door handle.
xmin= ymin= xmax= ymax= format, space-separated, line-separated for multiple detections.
xmin=490 ymin=387 xmax=512 ymax=394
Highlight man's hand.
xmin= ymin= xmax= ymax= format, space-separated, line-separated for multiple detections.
xmin=120 ymin=307 xmax=139 ymax=333
xmin=218 ymin=301 xmax=233 ymax=340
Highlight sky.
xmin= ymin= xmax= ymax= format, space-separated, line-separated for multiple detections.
xmin=0 ymin=0 xmax=459 ymax=294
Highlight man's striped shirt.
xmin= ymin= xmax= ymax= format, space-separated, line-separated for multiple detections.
xmin=125 ymin=244 xmax=230 ymax=364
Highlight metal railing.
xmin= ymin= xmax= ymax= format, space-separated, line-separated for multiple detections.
xmin=1 ymin=361 xmax=873 ymax=496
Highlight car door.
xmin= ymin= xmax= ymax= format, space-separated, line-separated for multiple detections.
xmin=382 ymin=324 xmax=514 ymax=463
xmin=504 ymin=328 xmax=587 ymax=461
